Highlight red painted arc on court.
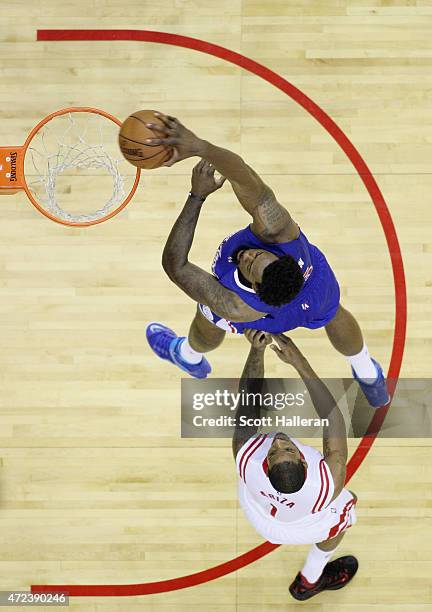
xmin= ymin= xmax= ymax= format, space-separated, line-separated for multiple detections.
xmin=33 ymin=29 xmax=407 ymax=597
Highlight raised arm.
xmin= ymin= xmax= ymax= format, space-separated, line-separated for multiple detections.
xmin=162 ymin=160 xmax=264 ymax=322
xmin=271 ymin=334 xmax=348 ymax=500
xmin=144 ymin=113 xmax=299 ymax=243
xmin=200 ymin=141 xmax=298 ymax=243
xmin=232 ymin=329 xmax=272 ymax=459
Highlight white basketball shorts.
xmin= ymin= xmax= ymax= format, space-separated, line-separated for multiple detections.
xmin=238 ymin=482 xmax=357 ymax=545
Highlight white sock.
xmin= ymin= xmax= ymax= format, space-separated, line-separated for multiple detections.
xmin=179 ymin=338 xmax=203 ymax=365
xmin=347 ymin=344 xmax=378 ymax=382
xmin=301 ymin=544 xmax=336 ymax=585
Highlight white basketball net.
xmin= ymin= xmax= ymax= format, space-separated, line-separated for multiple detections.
xmin=25 ymin=112 xmax=128 ymax=224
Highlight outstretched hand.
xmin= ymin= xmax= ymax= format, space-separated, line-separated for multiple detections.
xmin=270 ymin=333 xmax=305 ymax=367
xmin=144 ymin=113 xmax=204 ymax=167
xmin=191 ymin=159 xmax=226 ymax=199
xmin=244 ymin=329 xmax=272 ymax=351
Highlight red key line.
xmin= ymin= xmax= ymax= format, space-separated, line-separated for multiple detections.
xmin=32 ymin=29 xmax=407 ymax=597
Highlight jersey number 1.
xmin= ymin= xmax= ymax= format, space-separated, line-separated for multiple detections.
xmin=270 ymin=504 xmax=278 ymax=517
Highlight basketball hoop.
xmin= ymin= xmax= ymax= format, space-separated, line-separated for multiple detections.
xmin=0 ymin=107 xmax=141 ymax=227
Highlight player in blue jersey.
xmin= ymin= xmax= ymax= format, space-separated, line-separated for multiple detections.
xmin=144 ymin=113 xmax=389 ymax=408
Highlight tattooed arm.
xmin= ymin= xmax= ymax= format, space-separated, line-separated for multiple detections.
xmin=271 ymin=334 xmax=348 ymax=499
xmin=162 ymin=174 xmax=264 ymax=322
xmin=199 ymin=141 xmax=299 ymax=243
xmin=143 ymin=114 xmax=298 ymax=243
xmin=232 ymin=330 xmax=272 ymax=460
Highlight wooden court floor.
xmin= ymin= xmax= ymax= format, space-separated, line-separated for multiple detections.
xmin=0 ymin=1 xmax=431 ymax=610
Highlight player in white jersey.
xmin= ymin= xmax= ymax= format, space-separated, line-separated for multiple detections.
xmin=233 ymin=329 xmax=358 ymax=601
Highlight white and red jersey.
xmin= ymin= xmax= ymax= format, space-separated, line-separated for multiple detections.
xmin=236 ymin=433 xmax=335 ymax=523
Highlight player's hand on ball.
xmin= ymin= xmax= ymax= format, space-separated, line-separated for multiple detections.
xmin=244 ymin=329 xmax=272 ymax=351
xmin=270 ymin=334 xmax=304 ymax=366
xmin=191 ymin=159 xmax=226 ymax=198
xmin=144 ymin=113 xmax=204 ymax=166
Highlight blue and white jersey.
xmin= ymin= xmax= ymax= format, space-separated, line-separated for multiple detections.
xmin=212 ymin=225 xmax=316 ymax=315
xmin=200 ymin=224 xmax=340 ymax=334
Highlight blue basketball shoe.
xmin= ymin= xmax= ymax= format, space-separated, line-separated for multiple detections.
xmin=352 ymin=359 xmax=391 ymax=408
xmin=146 ymin=322 xmax=211 ymax=379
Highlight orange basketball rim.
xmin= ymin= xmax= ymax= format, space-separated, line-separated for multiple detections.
xmin=0 ymin=107 xmax=141 ymax=227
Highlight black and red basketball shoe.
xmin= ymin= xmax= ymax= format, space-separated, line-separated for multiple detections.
xmin=289 ymin=555 xmax=359 ymax=601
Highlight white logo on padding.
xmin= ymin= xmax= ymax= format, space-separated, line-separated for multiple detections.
xmin=201 ymin=305 xmax=214 ymax=322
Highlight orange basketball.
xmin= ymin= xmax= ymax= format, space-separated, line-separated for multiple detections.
xmin=118 ymin=110 xmax=173 ymax=169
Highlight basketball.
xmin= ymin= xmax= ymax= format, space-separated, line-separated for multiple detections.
xmin=118 ymin=110 xmax=173 ymax=169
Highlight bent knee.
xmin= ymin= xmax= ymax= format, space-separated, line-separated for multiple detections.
xmin=194 ymin=306 xmax=225 ymax=337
